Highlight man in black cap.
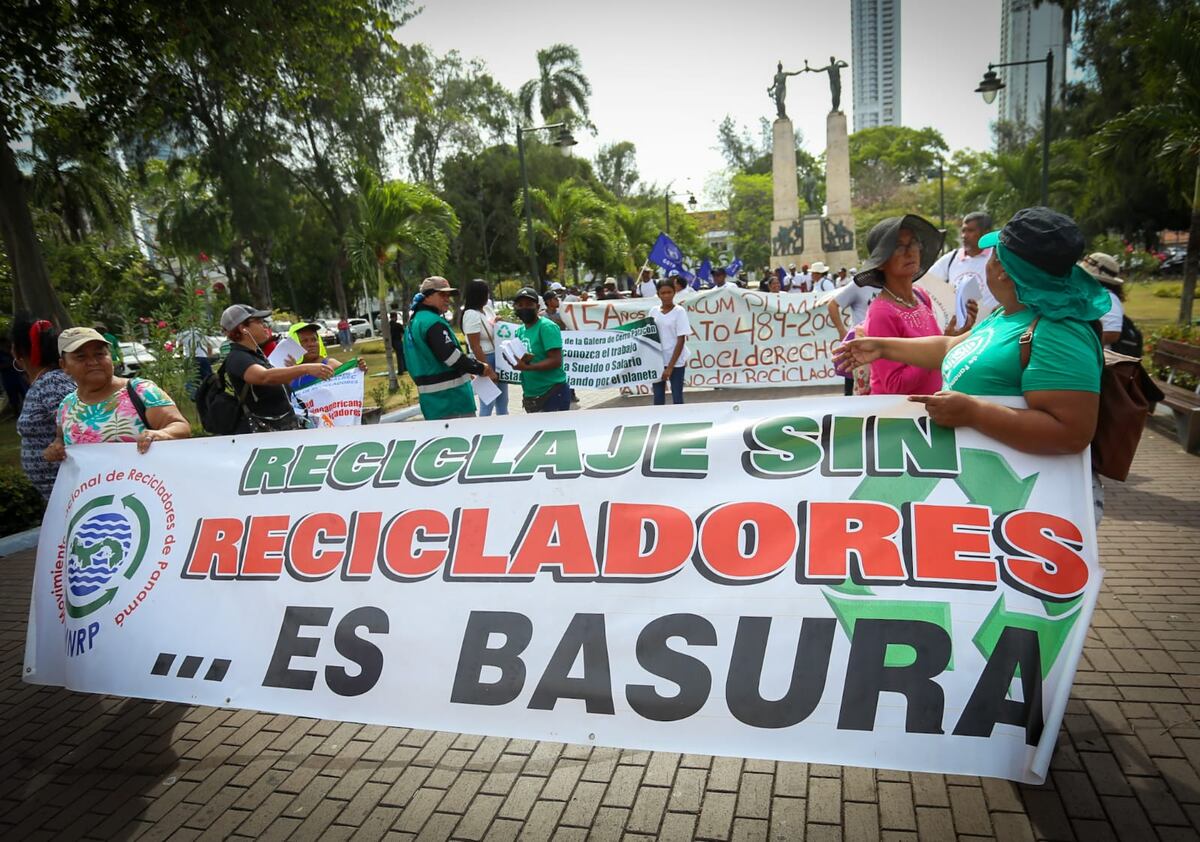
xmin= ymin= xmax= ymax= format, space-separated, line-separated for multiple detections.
xmin=512 ymin=287 xmax=570 ymax=412
xmin=711 ymin=266 xmax=729 ymax=288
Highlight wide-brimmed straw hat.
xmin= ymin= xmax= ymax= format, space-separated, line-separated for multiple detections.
xmin=853 ymin=214 xmax=944 ymax=289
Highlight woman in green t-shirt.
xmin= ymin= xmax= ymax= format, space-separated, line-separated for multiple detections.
xmin=834 ymin=207 xmax=1110 ymax=457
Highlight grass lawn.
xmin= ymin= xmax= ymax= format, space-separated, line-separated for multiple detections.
xmin=1123 ymin=279 xmax=1186 ymax=332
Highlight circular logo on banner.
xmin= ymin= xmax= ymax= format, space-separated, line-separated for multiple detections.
xmin=666 ymin=244 xmax=681 ymax=262
xmin=65 ymin=495 xmax=150 ymax=619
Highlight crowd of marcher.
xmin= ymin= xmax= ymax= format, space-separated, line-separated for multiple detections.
xmin=8 ymin=203 xmax=1136 ymax=526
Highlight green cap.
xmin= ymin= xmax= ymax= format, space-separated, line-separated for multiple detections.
xmin=978 ymin=230 xmax=1000 ymax=249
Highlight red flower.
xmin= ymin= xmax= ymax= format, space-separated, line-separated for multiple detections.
xmin=157 ymin=320 xmax=168 ymax=329
xmin=199 ymin=251 xmax=210 ymax=262
xmin=195 ymin=288 xmax=206 ymax=296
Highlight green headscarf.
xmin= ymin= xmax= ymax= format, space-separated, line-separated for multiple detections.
xmin=979 ymin=231 xmax=1111 ymax=322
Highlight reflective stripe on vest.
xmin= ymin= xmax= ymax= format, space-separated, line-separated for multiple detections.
xmin=415 ymin=373 xmax=472 ymax=394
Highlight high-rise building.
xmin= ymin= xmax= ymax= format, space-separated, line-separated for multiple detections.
xmin=998 ymin=0 xmax=1068 ymax=130
xmin=851 ymin=0 xmax=901 ymax=131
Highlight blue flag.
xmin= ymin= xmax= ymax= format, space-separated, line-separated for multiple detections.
xmin=648 ymin=233 xmax=685 ymax=273
xmin=698 ymin=259 xmax=712 ymax=281
xmin=726 ymin=258 xmax=743 ymax=277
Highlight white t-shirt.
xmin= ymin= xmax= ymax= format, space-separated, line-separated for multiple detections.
xmin=813 ymin=275 xmax=836 ymax=292
xmin=462 ymin=304 xmax=497 ymax=355
xmin=1100 ymin=290 xmax=1124 ymax=343
xmin=638 ymin=279 xmax=657 ymax=298
xmin=650 ymin=305 xmax=691 ymax=369
xmin=831 ymin=282 xmax=879 ymax=331
xmin=925 ymin=247 xmax=996 ymax=324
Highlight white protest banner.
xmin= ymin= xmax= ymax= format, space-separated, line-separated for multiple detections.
xmin=293 ymin=360 xmax=363 ymax=427
xmin=494 ymin=318 xmax=661 ymax=389
xmin=26 ymin=397 xmax=1100 ymax=783
xmin=560 ymin=286 xmax=842 ymax=391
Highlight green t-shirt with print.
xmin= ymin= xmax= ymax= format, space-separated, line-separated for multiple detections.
xmin=941 ymin=307 xmax=1102 ymax=397
xmin=516 ymin=316 xmax=568 ymax=399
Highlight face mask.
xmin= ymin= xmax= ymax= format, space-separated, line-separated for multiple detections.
xmin=515 ymin=307 xmax=539 ymax=325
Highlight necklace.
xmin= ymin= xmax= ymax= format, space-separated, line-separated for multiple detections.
xmin=884 ymin=287 xmax=917 ymax=308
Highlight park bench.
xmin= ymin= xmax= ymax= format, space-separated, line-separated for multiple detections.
xmin=1151 ymin=338 xmax=1200 ymax=453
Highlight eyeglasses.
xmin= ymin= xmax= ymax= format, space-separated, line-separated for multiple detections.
xmin=893 ymin=239 xmax=924 ymax=255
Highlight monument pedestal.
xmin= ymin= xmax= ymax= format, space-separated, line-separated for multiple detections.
xmin=822 ymin=111 xmax=857 ymax=270
xmin=769 ymin=118 xmax=804 ymax=271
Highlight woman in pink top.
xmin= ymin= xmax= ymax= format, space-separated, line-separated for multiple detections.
xmin=854 ymin=214 xmax=973 ymax=395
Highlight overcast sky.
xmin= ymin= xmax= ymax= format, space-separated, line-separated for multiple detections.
xmin=401 ymin=0 xmax=1003 ymax=207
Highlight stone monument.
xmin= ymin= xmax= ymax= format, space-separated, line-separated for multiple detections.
xmin=767 ymin=57 xmax=857 ymax=274
xmin=766 ymin=62 xmax=808 ymax=273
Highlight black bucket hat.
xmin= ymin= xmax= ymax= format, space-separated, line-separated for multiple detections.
xmin=853 ymin=214 xmax=944 ymax=288
xmin=978 ymin=207 xmax=1111 ymax=322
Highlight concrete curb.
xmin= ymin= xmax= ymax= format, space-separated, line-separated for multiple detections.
xmin=0 ymin=527 xmax=40 ymax=558
xmin=379 ymin=405 xmax=422 ymax=424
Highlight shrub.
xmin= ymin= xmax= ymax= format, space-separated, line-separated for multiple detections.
xmin=0 ymin=466 xmax=46 ymax=538
xmin=1153 ymin=284 xmax=1183 ymax=299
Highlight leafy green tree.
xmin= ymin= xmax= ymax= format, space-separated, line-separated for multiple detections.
xmin=516 ymin=179 xmax=609 ymax=283
xmin=518 ymin=44 xmax=592 ymax=129
xmin=0 ymin=0 xmax=74 ymax=323
xmin=728 ymin=173 xmax=772 ymax=270
xmin=610 ymin=204 xmax=659 ymax=276
xmin=1094 ymin=3 xmax=1200 ymax=323
xmin=404 ymin=48 xmax=514 ymax=187
xmin=595 ymin=142 xmax=640 ymax=200
xmin=25 ymin=105 xmax=129 ymax=245
xmin=345 ymin=178 xmax=459 ymax=390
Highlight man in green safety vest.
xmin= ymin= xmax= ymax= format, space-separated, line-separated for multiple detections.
xmin=403 ymin=277 xmax=495 ymax=420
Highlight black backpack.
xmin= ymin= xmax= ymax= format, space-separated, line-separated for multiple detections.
xmin=1111 ymin=315 xmax=1144 ymax=358
xmin=194 ymin=362 xmax=248 ymax=435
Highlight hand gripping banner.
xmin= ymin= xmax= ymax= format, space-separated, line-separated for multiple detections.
xmin=25 ymin=396 xmax=1101 ymax=783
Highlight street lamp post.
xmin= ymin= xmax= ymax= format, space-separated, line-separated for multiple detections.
xmin=975 ymin=48 xmax=1054 ymax=206
xmin=664 ymin=181 xmax=697 ymax=237
xmin=516 ymin=122 xmax=577 ymax=292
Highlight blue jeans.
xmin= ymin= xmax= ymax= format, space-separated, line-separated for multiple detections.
xmin=652 ymin=366 xmax=686 ymax=405
xmin=480 ymin=352 xmax=509 ymax=416
xmin=535 ymin=383 xmax=572 ymax=412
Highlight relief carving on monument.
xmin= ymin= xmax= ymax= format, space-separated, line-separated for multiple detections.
xmin=821 ymin=217 xmax=854 ymax=252
xmin=772 ymin=220 xmax=804 ymax=256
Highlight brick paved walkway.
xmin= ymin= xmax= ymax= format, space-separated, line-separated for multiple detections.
xmin=1 ymin=415 xmax=1197 ymax=841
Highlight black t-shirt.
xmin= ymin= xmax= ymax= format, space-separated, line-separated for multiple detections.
xmin=224 ymin=344 xmax=294 ymax=419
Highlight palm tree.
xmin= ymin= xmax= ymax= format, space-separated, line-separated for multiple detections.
xmin=959 ymin=140 xmax=1084 ymax=223
xmin=611 ymin=204 xmax=659 ymax=276
xmin=25 ymin=108 xmax=128 ymax=245
xmin=345 ymin=178 xmax=460 ymax=390
xmin=518 ymin=44 xmax=592 ymax=127
xmin=1095 ymin=8 xmax=1199 ymax=324
xmin=516 ymin=179 xmax=610 ymax=283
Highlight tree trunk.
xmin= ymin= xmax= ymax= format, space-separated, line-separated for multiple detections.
xmin=1179 ymin=160 xmax=1199 ymax=326
xmin=331 ymin=248 xmax=349 ymax=317
xmin=0 ymin=141 xmax=71 ymax=325
xmin=249 ymin=237 xmax=273 ymax=309
xmin=378 ymin=263 xmax=398 ymax=392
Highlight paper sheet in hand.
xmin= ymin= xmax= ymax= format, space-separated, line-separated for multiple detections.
xmin=499 ymin=338 xmax=527 ymax=367
xmin=472 ymin=375 xmax=501 ymax=405
xmin=267 ymin=337 xmax=304 ymax=369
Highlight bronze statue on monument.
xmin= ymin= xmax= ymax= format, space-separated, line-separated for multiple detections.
xmin=803 ymin=56 xmax=849 ymax=112
xmin=767 ymin=61 xmax=805 ymax=120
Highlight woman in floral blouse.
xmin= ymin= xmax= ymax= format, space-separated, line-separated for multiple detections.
xmin=11 ymin=316 xmax=77 ymax=498
xmin=44 ymin=327 xmax=190 ymax=464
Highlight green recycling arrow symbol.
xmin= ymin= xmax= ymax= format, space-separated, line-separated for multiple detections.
xmin=954 ymin=448 xmax=1038 ymax=512
xmin=973 ymin=595 xmax=1082 ymax=679
xmin=824 ymin=442 xmax=1076 ymax=674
